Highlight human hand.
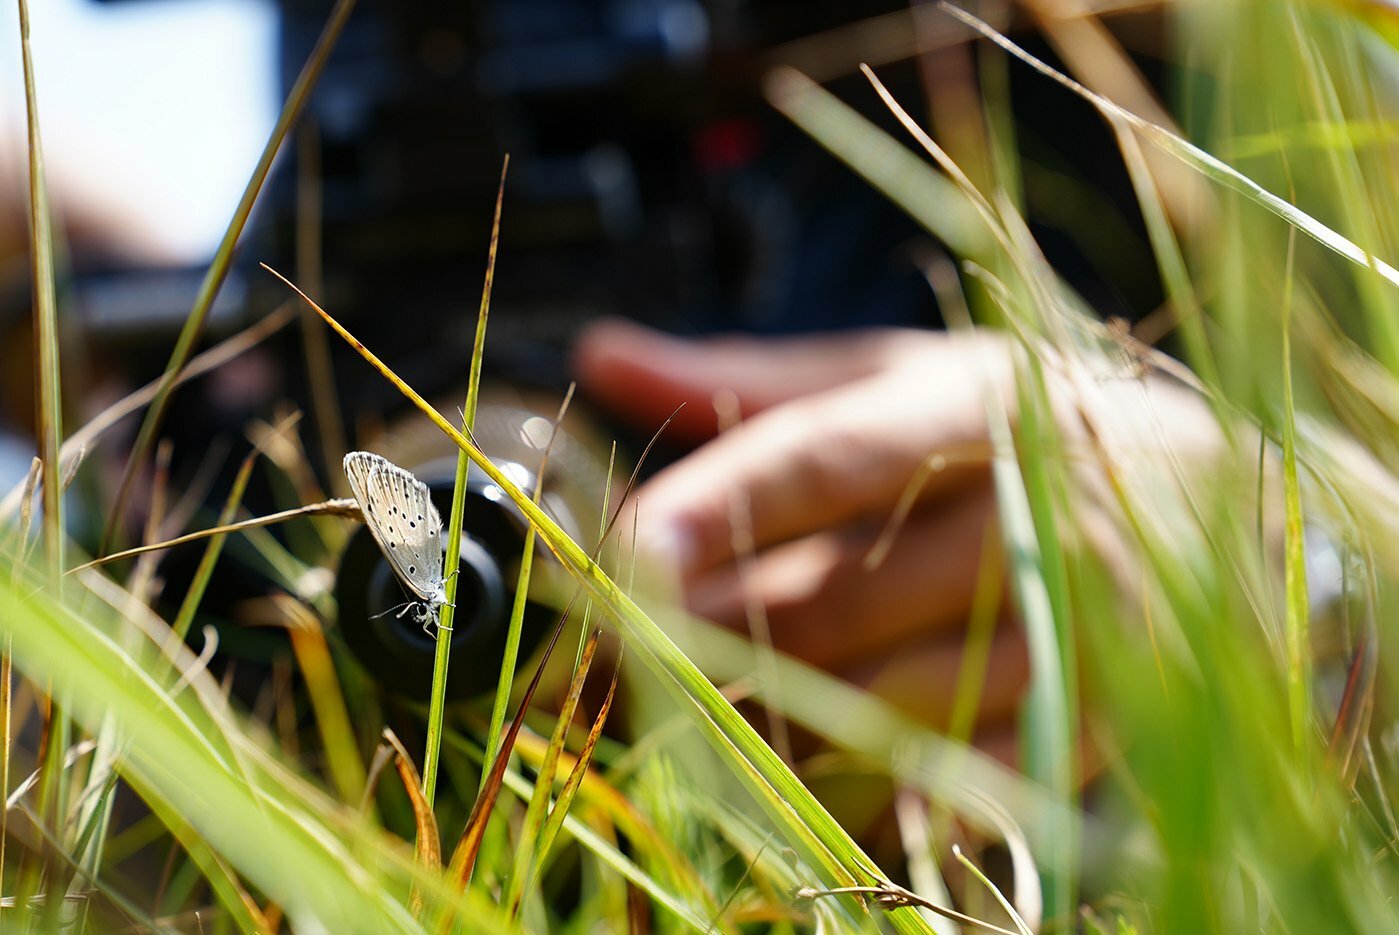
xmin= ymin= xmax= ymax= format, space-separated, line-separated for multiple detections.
xmin=572 ymin=319 xmax=1031 ymax=748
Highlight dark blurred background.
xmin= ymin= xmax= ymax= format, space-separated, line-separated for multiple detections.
xmin=1 ymin=0 xmax=1166 ymax=468
xmin=0 ymin=0 xmax=1167 ymax=691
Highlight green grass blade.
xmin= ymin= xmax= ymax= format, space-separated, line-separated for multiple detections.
xmin=482 ymin=384 xmax=573 ymax=792
xmin=528 ymin=653 xmax=620 ymax=895
xmin=764 ymin=67 xmax=991 ymax=265
xmin=424 ymin=156 xmax=508 ymax=808
xmin=952 ymin=845 xmax=1034 ymax=935
xmin=989 ymin=366 xmax=1075 ymax=921
xmin=1279 ymin=226 xmax=1312 ymax=764
xmin=1109 ymin=119 xmax=1224 ymax=398
xmin=171 ymin=451 xmax=257 ymax=641
xmin=495 ymin=763 xmax=713 ymax=931
xmin=505 ymin=627 xmax=602 ymax=915
xmin=479 ymin=512 xmax=532 ymax=788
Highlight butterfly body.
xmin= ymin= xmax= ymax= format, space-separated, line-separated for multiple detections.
xmin=343 ymin=451 xmax=448 ymax=627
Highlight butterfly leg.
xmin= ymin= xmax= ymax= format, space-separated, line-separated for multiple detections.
xmin=417 ymin=606 xmax=442 ymax=640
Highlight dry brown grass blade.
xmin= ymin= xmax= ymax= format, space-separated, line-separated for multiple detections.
xmin=1327 ymin=633 xmax=1377 ymax=786
xmin=247 ymin=410 xmax=345 ymax=553
xmin=379 ymin=728 xmax=442 ymax=919
xmin=864 ymin=443 xmax=994 ymax=571
xmin=18 ymin=0 xmax=63 ymax=592
xmin=248 ymin=411 xmax=328 ymax=507
xmin=532 ymin=648 xmax=622 ymax=877
xmin=67 ymin=500 xmax=361 ymax=575
xmin=505 ymin=626 xmax=603 ymax=916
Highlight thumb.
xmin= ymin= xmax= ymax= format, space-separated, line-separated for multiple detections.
xmin=571 ymin=318 xmax=906 ymax=443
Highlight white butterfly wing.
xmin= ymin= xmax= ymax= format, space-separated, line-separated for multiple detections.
xmin=343 ymin=451 xmax=445 ymax=603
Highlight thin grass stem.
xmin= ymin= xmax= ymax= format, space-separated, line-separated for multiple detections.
xmin=423 ymin=156 xmax=508 ymax=809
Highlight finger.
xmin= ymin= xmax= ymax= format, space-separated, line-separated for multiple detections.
xmin=686 ymin=489 xmax=1001 ymax=670
xmin=571 ymin=318 xmax=913 ymax=443
xmin=632 ymin=341 xmax=1003 ymax=574
xmin=839 ymin=625 xmax=1029 ymax=734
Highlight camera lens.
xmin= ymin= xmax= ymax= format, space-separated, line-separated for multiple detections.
xmin=333 ymin=401 xmax=607 ymax=699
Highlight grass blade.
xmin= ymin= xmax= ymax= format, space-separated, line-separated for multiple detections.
xmin=423 ymin=155 xmax=509 ymax=808
xmin=1280 ymin=224 xmax=1312 ymax=764
xmin=494 ymin=761 xmax=713 ymax=931
xmin=952 ymin=845 xmax=1034 ymax=935
xmin=68 ymin=499 xmax=361 ymax=575
xmin=16 ymin=0 xmax=61 ymax=589
xmin=482 ymin=384 xmax=574 ymax=790
xmin=0 ymin=573 xmax=444 ymax=930
xmin=379 ymin=729 xmax=441 ymax=920
xmin=530 ymin=651 xmax=622 ymax=887
xmin=169 ymin=450 xmax=256 ymax=642
xmin=16 ymin=0 xmax=72 ymax=890
xmin=278 ymin=597 xmax=366 ymax=805
xmin=294 ymin=123 xmax=349 ymax=489
xmin=505 ymin=626 xmax=603 ymax=914
xmin=440 ymin=607 xmax=574 ymax=925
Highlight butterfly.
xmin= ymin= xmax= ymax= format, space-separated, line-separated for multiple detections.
xmin=342 ymin=451 xmax=450 ymax=631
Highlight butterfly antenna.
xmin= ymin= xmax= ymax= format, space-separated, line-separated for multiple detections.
xmin=369 ymin=600 xmax=415 ymax=620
